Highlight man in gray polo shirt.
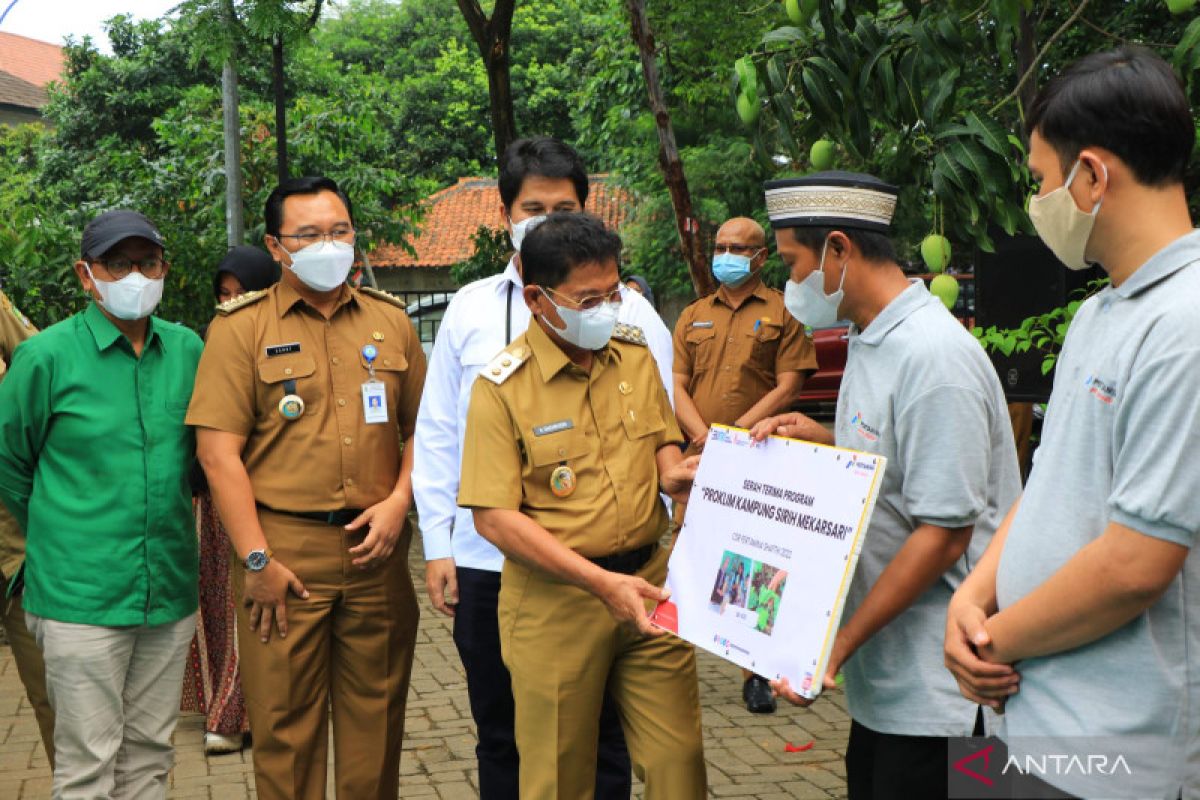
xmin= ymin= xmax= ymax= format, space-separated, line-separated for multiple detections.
xmin=750 ymin=172 xmax=1021 ymax=799
xmin=945 ymin=47 xmax=1197 ymax=799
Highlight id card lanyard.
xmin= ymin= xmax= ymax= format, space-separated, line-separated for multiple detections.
xmin=360 ymin=344 xmax=388 ymax=424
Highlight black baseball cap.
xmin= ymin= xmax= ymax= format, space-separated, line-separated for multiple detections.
xmin=80 ymin=210 xmax=165 ymax=260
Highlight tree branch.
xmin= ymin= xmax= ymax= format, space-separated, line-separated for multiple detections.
xmin=990 ymin=0 xmax=1092 ymax=115
xmin=455 ymin=0 xmax=493 ymax=63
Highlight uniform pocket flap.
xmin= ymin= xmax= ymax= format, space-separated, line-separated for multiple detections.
xmin=361 ymin=348 xmax=408 ymax=372
xmin=620 ymin=407 xmax=667 ymax=440
xmin=752 ymin=322 xmax=783 ymax=342
xmin=257 ymin=354 xmax=317 ymax=384
xmin=685 ymin=326 xmax=717 ymax=344
xmin=527 ymin=430 xmax=590 ymax=467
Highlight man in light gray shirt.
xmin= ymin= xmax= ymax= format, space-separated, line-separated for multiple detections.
xmin=751 ymin=172 xmax=1021 ymax=799
xmin=945 ymin=47 xmax=1197 ymax=799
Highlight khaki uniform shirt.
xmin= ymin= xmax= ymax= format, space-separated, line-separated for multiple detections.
xmin=186 ymin=282 xmax=426 ymax=511
xmin=672 ymin=282 xmax=817 ymax=426
xmin=0 ymin=289 xmax=35 ymax=578
xmin=458 ymin=319 xmax=683 ymax=558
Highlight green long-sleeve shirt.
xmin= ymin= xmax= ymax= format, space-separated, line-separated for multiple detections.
xmin=0 ymin=302 xmax=203 ymax=626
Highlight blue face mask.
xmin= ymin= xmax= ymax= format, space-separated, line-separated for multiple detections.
xmin=712 ymin=252 xmax=757 ymax=286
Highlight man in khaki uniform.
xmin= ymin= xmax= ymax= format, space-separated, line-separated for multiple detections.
xmin=0 ymin=288 xmax=54 ymax=766
xmin=671 ymin=216 xmax=817 ymax=712
xmin=459 ymin=212 xmax=706 ymax=800
xmin=673 ymin=217 xmax=817 ymax=448
xmin=187 ymin=177 xmax=426 ymax=800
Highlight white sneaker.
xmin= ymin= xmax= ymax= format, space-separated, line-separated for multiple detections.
xmin=204 ymin=731 xmax=245 ymax=755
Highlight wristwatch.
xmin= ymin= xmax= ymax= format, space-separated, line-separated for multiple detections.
xmin=244 ymin=548 xmax=272 ymax=572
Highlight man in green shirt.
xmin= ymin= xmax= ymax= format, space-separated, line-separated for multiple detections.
xmin=0 ymin=210 xmax=203 ymax=800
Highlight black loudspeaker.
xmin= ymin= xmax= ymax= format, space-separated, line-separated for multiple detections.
xmin=974 ymin=232 xmax=1104 ymax=403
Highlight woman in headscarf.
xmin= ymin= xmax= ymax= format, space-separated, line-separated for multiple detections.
xmin=181 ymin=246 xmax=279 ymax=754
xmin=622 ymin=273 xmax=655 ymax=308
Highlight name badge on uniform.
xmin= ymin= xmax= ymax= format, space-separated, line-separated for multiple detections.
xmin=691 ymin=321 xmax=714 ymax=328
xmin=533 ymin=419 xmax=574 ymax=436
xmin=265 ymin=342 xmax=301 ymax=357
xmin=361 ymin=381 xmax=388 ymax=424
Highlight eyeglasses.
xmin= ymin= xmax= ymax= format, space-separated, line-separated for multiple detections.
xmin=91 ymin=257 xmax=168 ymax=280
xmin=714 ymin=244 xmax=765 ymax=257
xmin=543 ymin=285 xmax=624 ymax=311
xmin=276 ymin=228 xmax=356 ymax=247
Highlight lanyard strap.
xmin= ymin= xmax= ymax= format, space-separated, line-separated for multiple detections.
xmin=505 ymin=281 xmax=514 ymax=344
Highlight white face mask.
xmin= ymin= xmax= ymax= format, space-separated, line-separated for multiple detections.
xmin=86 ymin=266 xmax=163 ymax=321
xmin=783 ymin=238 xmax=845 ymax=328
xmin=283 ymin=240 xmax=355 ymax=292
xmin=509 ymin=214 xmax=547 ymax=252
xmin=539 ymin=288 xmax=620 ymax=351
xmin=1027 ymin=158 xmax=1106 ymax=271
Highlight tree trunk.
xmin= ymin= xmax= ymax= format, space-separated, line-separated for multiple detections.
xmin=273 ymin=33 xmax=288 ymax=185
xmin=455 ymin=0 xmax=518 ymax=163
xmin=625 ymin=0 xmax=713 ymax=298
xmin=1016 ymin=8 xmax=1037 ymax=137
xmin=220 ymin=3 xmax=244 ymax=247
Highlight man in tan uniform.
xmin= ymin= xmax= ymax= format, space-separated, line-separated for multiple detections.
xmin=459 ymin=212 xmax=706 ymax=800
xmin=672 ymin=216 xmax=817 ymax=712
xmin=0 ymin=288 xmax=54 ymax=766
xmin=186 ymin=177 xmax=426 ymax=800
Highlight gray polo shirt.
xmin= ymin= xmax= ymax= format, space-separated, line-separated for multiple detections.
xmin=836 ymin=281 xmax=1021 ymax=736
xmin=996 ymin=232 xmax=1200 ymax=799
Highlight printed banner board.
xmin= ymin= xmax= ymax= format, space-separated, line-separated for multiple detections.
xmin=651 ymin=424 xmax=886 ymax=699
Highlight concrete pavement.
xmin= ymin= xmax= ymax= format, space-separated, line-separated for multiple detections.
xmin=0 ymin=541 xmax=849 ymax=798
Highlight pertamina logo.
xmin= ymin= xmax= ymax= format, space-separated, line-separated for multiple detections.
xmin=850 ymin=411 xmax=880 ymax=442
xmin=1083 ymin=374 xmax=1117 ymax=405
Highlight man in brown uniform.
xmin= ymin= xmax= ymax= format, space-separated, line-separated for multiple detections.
xmin=459 ymin=212 xmax=706 ymax=800
xmin=671 ymin=216 xmax=817 ymax=712
xmin=0 ymin=288 xmax=54 ymax=766
xmin=187 ymin=177 xmax=426 ymax=800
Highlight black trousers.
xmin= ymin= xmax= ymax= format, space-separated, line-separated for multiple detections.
xmin=846 ymin=718 xmax=949 ymax=800
xmin=452 ymin=566 xmax=632 ymax=800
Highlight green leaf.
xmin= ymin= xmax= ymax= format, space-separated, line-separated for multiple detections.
xmin=964 ymin=110 xmax=1012 ymax=160
xmin=800 ymin=67 xmax=839 ymax=124
xmin=923 ymin=67 xmax=959 ymax=123
xmin=762 ymin=26 xmax=806 ymax=45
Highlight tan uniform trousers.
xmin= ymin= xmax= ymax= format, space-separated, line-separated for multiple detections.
xmin=2 ymin=577 xmax=55 ymax=767
xmin=499 ymin=545 xmax=707 ymax=800
xmin=231 ymin=510 xmax=419 ymax=800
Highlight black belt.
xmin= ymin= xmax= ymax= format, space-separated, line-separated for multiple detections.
xmin=257 ymin=503 xmax=364 ymax=527
xmin=588 ymin=543 xmax=657 ymax=575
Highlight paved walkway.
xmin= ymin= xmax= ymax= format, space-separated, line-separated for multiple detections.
xmin=0 ymin=543 xmax=849 ymax=798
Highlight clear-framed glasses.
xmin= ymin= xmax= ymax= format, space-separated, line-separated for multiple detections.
xmin=276 ymin=227 xmax=356 ymax=248
xmin=543 ymin=284 xmax=624 ymax=311
xmin=90 ymin=256 xmax=168 ymax=280
xmin=713 ymin=243 xmax=765 ymax=257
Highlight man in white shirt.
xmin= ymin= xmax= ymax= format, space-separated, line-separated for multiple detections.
xmin=412 ymin=137 xmax=673 ymax=799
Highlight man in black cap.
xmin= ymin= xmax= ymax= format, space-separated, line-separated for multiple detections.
xmin=0 ymin=209 xmax=202 ymax=798
xmin=748 ymin=172 xmax=1020 ymax=799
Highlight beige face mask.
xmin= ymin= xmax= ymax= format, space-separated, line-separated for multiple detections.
xmin=1027 ymin=158 xmax=1107 ymax=271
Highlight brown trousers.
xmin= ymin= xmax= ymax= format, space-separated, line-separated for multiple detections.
xmin=1 ymin=576 xmax=55 ymax=768
xmin=499 ymin=546 xmax=707 ymax=800
xmin=231 ymin=511 xmax=419 ymax=800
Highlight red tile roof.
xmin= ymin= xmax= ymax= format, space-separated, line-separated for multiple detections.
xmin=0 ymin=32 xmax=65 ymax=87
xmin=0 ymin=32 xmax=65 ymax=111
xmin=370 ymin=175 xmax=631 ymax=269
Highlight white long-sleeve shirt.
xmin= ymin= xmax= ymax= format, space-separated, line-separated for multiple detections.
xmin=412 ymin=257 xmax=674 ymax=570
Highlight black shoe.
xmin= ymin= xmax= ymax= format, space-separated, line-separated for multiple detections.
xmin=743 ymin=675 xmax=777 ymax=714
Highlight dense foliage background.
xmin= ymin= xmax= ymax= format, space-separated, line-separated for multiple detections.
xmin=1 ymin=0 xmax=1197 ymax=332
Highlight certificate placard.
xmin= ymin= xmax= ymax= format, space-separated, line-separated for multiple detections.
xmin=651 ymin=424 xmax=886 ymax=699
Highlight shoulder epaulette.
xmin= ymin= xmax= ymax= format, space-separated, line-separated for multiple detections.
xmin=611 ymin=322 xmax=647 ymax=346
xmin=216 ymin=289 xmax=268 ymax=315
xmin=479 ymin=344 xmax=531 ymax=385
xmin=359 ymin=286 xmax=407 ymax=310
